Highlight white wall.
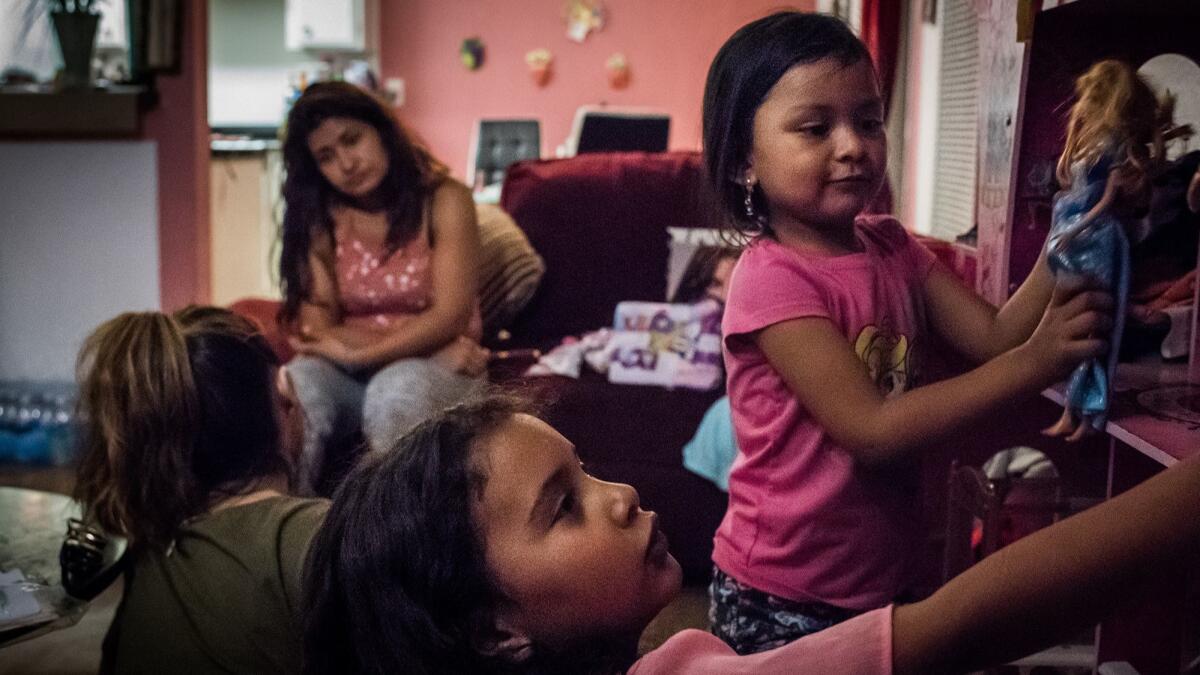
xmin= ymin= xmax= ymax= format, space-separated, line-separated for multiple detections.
xmin=0 ymin=0 xmax=128 ymax=79
xmin=0 ymin=0 xmax=59 ymax=80
xmin=911 ymin=6 xmax=941 ymax=235
xmin=208 ymin=0 xmax=322 ymax=127
xmin=0 ymin=142 xmax=160 ymax=381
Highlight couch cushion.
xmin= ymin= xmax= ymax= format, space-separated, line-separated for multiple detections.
xmin=497 ymin=151 xmax=723 ymax=350
xmin=475 ymin=203 xmax=546 ymax=336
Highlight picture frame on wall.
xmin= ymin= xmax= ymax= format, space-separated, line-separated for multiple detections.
xmin=128 ymin=0 xmax=181 ymax=79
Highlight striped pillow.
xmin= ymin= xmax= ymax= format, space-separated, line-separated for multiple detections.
xmin=475 ymin=203 xmax=545 ymax=334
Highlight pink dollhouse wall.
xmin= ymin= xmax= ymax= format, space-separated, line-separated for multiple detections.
xmin=377 ymin=0 xmax=814 ymax=181
xmin=1009 ymin=0 xmax=1200 ymax=291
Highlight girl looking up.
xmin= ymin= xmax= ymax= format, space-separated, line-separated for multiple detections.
xmin=303 ymin=398 xmax=1200 ymax=675
xmin=702 ymin=11 xmax=1111 ymax=652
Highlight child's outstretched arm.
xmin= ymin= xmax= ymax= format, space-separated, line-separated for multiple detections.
xmin=893 ymin=452 xmax=1200 ymax=675
xmin=922 ymin=253 xmax=1054 ymax=364
xmin=926 ymin=162 xmax=1137 ymax=366
xmin=757 ymin=281 xmax=1111 ymax=465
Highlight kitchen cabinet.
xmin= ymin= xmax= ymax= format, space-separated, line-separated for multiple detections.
xmin=210 ymin=149 xmax=283 ymax=305
xmin=285 ymin=0 xmax=365 ymax=52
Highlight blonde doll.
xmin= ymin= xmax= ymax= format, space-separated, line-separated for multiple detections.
xmin=1044 ymin=60 xmax=1169 ymax=440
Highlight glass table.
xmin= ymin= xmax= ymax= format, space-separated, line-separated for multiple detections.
xmin=0 ymin=487 xmax=86 ymax=648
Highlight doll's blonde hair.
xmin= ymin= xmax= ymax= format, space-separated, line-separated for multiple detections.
xmin=1057 ymin=60 xmax=1168 ymax=191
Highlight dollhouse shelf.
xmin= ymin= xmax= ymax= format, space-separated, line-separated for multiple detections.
xmin=1043 ymin=361 xmax=1200 ymax=467
xmin=0 ymin=85 xmax=150 ymax=137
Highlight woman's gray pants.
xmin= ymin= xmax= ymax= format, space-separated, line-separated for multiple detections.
xmin=288 ymin=356 xmax=485 ymax=495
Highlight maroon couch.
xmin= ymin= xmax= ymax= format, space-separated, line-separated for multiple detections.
xmin=491 ymin=151 xmax=728 ymax=584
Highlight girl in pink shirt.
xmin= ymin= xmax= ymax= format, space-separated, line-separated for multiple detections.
xmin=301 ymin=396 xmax=1200 ymax=674
xmin=702 ymin=12 xmax=1112 ymax=652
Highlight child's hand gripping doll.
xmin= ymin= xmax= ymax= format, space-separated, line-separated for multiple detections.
xmin=1043 ymin=60 xmax=1171 ymax=440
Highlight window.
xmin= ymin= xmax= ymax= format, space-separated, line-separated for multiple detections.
xmin=929 ymin=0 xmax=979 ymax=242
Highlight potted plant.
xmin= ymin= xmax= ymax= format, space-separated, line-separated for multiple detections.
xmin=48 ymin=0 xmax=103 ymax=89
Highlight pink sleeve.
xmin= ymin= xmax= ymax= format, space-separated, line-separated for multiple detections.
xmin=860 ymin=214 xmax=936 ymax=284
xmin=904 ymin=231 xmax=938 ymax=284
xmin=722 ymin=243 xmax=830 ymax=343
xmin=628 ymin=606 xmax=893 ymax=675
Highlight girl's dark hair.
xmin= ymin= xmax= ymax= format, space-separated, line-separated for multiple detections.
xmin=278 ymin=81 xmax=449 ymax=323
xmin=303 ymin=396 xmax=518 ymax=675
xmin=670 ymin=245 xmax=740 ymax=304
xmin=73 ymin=306 xmax=288 ymax=549
xmin=303 ymin=395 xmax=625 ymax=675
xmin=702 ymin=11 xmax=873 ymax=236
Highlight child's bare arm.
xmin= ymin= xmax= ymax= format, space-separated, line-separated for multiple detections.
xmin=922 ymin=164 xmax=1129 ymax=365
xmin=892 ymin=452 xmax=1200 ymax=675
xmin=922 ymin=257 xmax=1054 ymax=363
xmin=756 ymin=282 xmax=1110 ymax=465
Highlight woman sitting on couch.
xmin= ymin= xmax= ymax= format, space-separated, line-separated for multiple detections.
xmin=278 ymin=82 xmax=488 ymax=494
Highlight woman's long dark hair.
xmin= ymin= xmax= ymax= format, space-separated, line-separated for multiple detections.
xmin=702 ymin=11 xmax=872 ymax=236
xmin=278 ymin=81 xmax=448 ymax=323
xmin=73 ymin=306 xmax=288 ymax=549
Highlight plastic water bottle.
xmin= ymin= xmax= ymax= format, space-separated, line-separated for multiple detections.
xmin=0 ymin=383 xmax=78 ymax=466
xmin=0 ymin=386 xmax=15 ymax=462
xmin=46 ymin=394 xmax=79 ymax=467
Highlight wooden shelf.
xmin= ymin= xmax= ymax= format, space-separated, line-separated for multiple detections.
xmin=1043 ymin=360 xmax=1200 ymax=466
xmin=0 ymin=85 xmax=151 ymax=137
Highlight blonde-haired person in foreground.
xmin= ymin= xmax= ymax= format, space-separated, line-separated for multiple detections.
xmin=74 ymin=306 xmax=327 ymax=674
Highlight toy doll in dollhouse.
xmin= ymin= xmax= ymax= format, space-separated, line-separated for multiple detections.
xmin=1043 ymin=60 xmax=1186 ymax=440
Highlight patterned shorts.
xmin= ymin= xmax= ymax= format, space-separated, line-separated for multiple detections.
xmin=708 ymin=566 xmax=864 ymax=655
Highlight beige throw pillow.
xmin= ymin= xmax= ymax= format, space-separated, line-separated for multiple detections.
xmin=475 ymin=203 xmax=545 ymax=334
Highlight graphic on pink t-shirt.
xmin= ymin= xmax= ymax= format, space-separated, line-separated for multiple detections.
xmin=714 ymin=215 xmax=937 ymax=610
xmin=854 ymin=317 xmax=913 ymax=398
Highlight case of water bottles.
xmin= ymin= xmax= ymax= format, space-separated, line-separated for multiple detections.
xmin=0 ymin=381 xmax=79 ymax=466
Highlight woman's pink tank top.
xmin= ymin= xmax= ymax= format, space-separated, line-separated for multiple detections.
xmin=332 ymin=209 xmax=482 ymax=338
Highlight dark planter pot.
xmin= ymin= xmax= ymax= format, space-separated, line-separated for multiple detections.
xmin=50 ymin=11 xmax=100 ymax=89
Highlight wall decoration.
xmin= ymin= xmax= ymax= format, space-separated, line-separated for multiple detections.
xmin=525 ymin=48 xmax=553 ymax=87
xmin=564 ymin=0 xmax=605 ymax=43
xmin=460 ymin=37 xmax=485 ymax=71
xmin=606 ymin=52 xmax=629 ymax=89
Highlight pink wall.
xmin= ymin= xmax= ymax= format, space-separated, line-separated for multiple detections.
xmin=144 ymin=0 xmax=211 ymax=309
xmin=379 ymin=0 xmax=815 ymax=181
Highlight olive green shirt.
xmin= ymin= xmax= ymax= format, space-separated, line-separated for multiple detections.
xmin=106 ymin=496 xmax=329 ymax=674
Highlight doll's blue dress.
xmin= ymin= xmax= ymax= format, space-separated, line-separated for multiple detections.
xmin=1046 ymin=143 xmax=1130 ymax=432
